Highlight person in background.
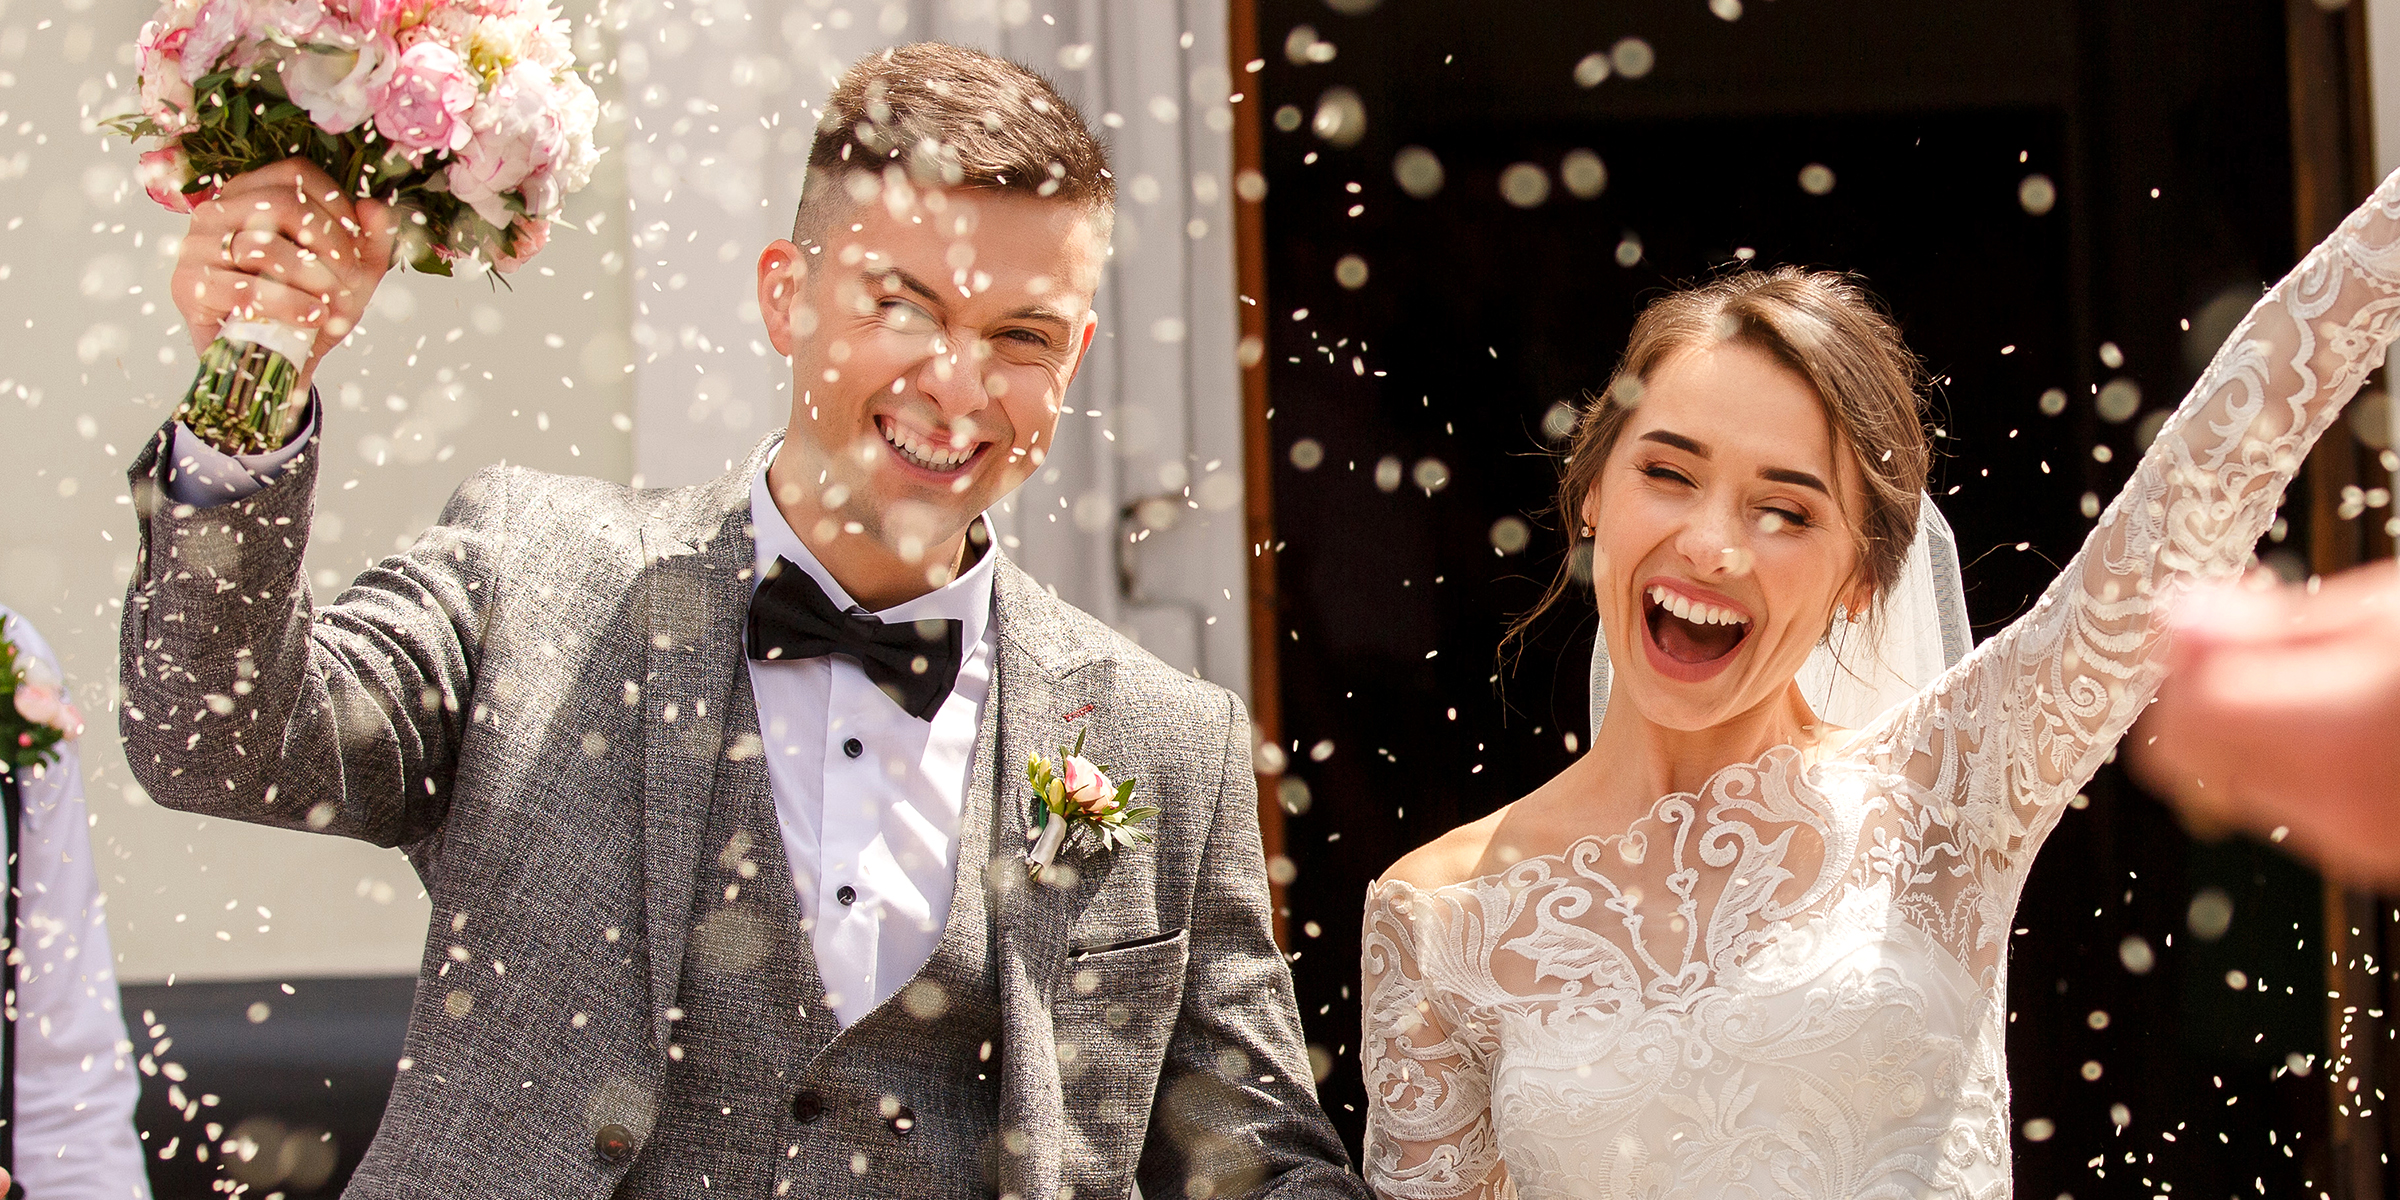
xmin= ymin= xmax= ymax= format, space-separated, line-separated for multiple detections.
xmin=2131 ymin=560 xmax=2400 ymax=886
xmin=0 ymin=606 xmax=149 ymax=1199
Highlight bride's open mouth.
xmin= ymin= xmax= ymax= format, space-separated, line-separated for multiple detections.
xmin=1640 ymin=581 xmax=1752 ymax=682
xmin=877 ymin=414 xmax=986 ymax=478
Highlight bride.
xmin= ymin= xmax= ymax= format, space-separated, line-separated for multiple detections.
xmin=1360 ymin=171 xmax=2400 ymax=1198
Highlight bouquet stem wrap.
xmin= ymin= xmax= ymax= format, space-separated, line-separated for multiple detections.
xmin=177 ymin=319 xmax=312 ymax=455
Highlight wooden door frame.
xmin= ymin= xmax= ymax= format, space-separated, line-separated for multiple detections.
xmin=2286 ymin=4 xmax=2396 ymax=1196
xmin=1228 ymin=0 xmax=1290 ymax=949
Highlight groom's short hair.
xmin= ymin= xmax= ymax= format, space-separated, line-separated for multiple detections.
xmin=793 ymin=42 xmax=1113 ymax=244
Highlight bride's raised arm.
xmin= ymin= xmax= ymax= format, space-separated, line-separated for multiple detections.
xmin=1876 ymin=166 xmax=2400 ymax=889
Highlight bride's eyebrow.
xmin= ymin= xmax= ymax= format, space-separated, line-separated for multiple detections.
xmin=1761 ymin=466 xmax=1831 ymax=496
xmin=1637 ymin=430 xmax=1829 ymax=496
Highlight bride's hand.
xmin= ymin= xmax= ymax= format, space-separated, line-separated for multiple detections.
xmin=170 ymin=158 xmax=397 ymax=396
xmin=2132 ymin=562 xmax=2400 ymax=885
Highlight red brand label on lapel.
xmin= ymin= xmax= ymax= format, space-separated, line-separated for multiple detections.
xmin=1061 ymin=703 xmax=1096 ymax=722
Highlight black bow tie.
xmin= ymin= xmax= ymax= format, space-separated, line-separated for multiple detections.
xmin=745 ymin=559 xmax=964 ymax=720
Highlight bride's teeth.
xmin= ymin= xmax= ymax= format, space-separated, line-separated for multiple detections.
xmin=1646 ymin=585 xmax=1750 ymax=626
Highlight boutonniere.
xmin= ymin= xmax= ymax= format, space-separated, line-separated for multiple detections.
xmin=1023 ymin=726 xmax=1159 ymax=879
xmin=1 ymin=637 xmax=81 ymax=772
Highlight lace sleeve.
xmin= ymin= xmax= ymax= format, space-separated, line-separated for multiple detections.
xmin=1361 ymin=881 xmax=1510 ymax=1200
xmin=1872 ymin=167 xmax=2400 ymax=895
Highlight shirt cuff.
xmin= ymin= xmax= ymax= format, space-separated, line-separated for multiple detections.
xmin=160 ymin=394 xmax=320 ymax=508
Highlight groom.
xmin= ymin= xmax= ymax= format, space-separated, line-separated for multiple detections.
xmin=120 ymin=42 xmax=1362 ymax=1200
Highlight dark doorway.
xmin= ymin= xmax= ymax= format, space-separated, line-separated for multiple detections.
xmin=1252 ymin=1 xmax=2335 ymax=1194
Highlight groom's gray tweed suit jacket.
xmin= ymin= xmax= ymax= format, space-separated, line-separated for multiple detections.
xmin=119 ymin=428 xmax=1365 ymax=1200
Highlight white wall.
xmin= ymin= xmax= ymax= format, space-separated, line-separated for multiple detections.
xmin=0 ymin=0 xmax=636 ymax=981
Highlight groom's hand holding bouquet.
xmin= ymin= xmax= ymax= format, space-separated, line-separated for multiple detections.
xmin=170 ymin=158 xmax=395 ymax=401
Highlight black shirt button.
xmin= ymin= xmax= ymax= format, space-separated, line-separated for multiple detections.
xmin=836 ymin=885 xmax=857 ymax=906
xmin=889 ymin=1104 xmax=916 ymax=1137
xmin=843 ymin=737 xmax=864 ymax=758
xmin=791 ymin=1090 xmax=825 ymax=1124
xmin=594 ymin=1123 xmax=637 ymax=1163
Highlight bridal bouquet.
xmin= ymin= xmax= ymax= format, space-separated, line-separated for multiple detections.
xmin=107 ymin=0 xmax=601 ymax=453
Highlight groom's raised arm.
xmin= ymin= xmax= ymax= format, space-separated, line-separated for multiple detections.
xmin=120 ymin=160 xmax=479 ymax=850
xmin=122 ymin=434 xmax=506 ymax=849
xmin=1139 ymin=695 xmax=1368 ymax=1199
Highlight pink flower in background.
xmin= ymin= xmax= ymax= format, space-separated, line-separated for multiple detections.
xmin=137 ymin=145 xmax=204 ymax=212
xmin=282 ymin=36 xmax=393 ymax=133
xmin=372 ymin=40 xmax=475 ymax=155
xmin=1060 ymin=755 xmax=1119 ymax=817
xmin=12 ymin=684 xmax=83 ymax=742
xmin=492 ymin=216 xmax=548 ymax=273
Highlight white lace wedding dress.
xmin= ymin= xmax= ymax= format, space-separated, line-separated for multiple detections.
xmin=1360 ymin=170 xmax=2400 ymax=1200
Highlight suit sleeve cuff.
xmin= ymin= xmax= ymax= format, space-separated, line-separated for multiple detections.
xmin=160 ymin=393 xmax=321 ymax=508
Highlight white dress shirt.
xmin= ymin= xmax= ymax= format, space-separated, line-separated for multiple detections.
xmin=0 ymin=609 xmax=150 ymax=1199
xmin=745 ymin=467 xmax=996 ymax=1026
xmin=161 ymin=419 xmax=996 ymax=1028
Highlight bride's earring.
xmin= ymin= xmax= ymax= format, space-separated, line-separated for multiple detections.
xmin=1580 ymin=523 xmax=1594 ymax=539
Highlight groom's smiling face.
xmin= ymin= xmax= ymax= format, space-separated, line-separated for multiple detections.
xmin=757 ymin=183 xmax=1104 ymax=576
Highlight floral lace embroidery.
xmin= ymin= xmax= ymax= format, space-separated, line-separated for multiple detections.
xmin=1361 ymin=169 xmax=2400 ymax=1200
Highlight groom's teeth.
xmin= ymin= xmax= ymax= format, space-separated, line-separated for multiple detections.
xmin=883 ymin=419 xmax=974 ymax=470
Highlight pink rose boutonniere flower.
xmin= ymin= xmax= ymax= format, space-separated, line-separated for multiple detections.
xmin=1024 ymin=726 xmax=1159 ymax=880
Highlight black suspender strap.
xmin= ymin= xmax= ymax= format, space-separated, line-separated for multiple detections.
xmin=0 ymin=762 xmax=19 ymax=1198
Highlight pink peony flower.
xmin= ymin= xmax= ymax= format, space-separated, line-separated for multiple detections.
xmin=136 ymin=16 xmax=199 ymax=132
xmin=492 ymin=216 xmax=548 ymax=273
xmin=1060 ymin=755 xmax=1119 ymax=817
xmin=282 ymin=36 xmax=394 ymax=133
xmin=137 ymin=145 xmax=204 ymax=213
xmin=372 ymin=40 xmax=476 ymax=156
xmin=327 ymin=0 xmax=410 ymax=33
xmin=446 ymin=61 xmax=569 ymax=226
xmin=181 ymin=0 xmax=261 ymax=80
xmin=259 ymin=0 xmax=333 ymax=42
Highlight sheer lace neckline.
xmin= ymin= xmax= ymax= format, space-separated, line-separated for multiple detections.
xmin=1375 ymin=740 xmax=1865 ymax=900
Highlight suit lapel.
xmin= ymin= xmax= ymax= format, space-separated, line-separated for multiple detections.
xmin=634 ymin=439 xmax=777 ymax=1049
xmin=983 ymin=560 xmax=1122 ymax=1200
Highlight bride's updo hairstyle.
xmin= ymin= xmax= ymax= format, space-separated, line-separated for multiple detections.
xmin=1514 ymin=267 xmax=1931 ymax=646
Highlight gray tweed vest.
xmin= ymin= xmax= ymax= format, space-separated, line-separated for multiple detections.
xmin=617 ymin=677 xmax=1005 ymax=1198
